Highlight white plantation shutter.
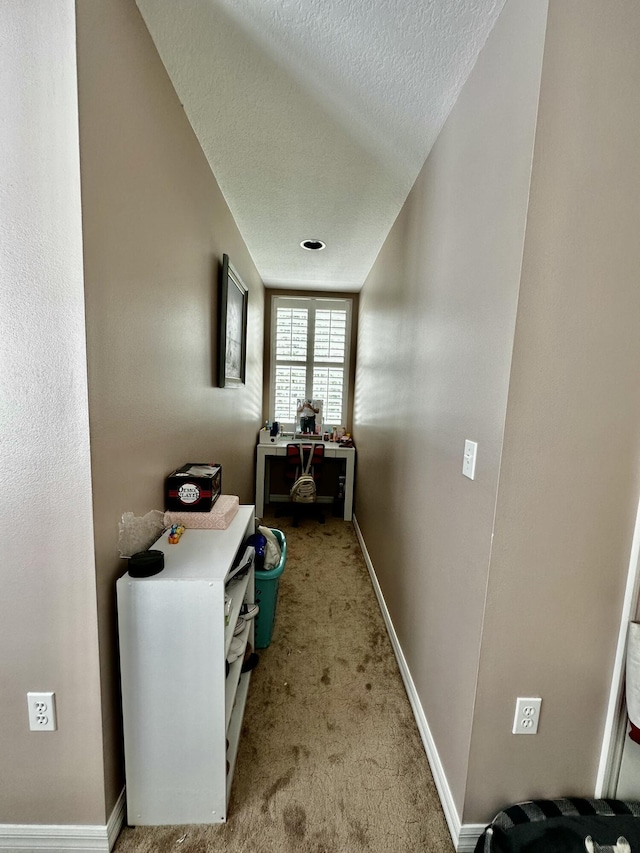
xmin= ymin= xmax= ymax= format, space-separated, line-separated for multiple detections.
xmin=271 ymin=297 xmax=351 ymax=427
xmin=313 ymin=309 xmax=346 ymax=363
xmin=273 ymin=305 xmax=309 ymax=421
xmin=274 ymin=365 xmax=306 ymax=421
xmin=312 ymin=367 xmax=344 ymax=424
xmin=275 ymin=307 xmax=308 ymax=361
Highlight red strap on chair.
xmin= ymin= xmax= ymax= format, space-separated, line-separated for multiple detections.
xmin=285 ymin=444 xmax=303 ymax=482
xmin=310 ymin=444 xmax=324 ymax=469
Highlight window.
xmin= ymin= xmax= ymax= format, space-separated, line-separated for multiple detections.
xmin=270 ymin=296 xmax=351 ymax=428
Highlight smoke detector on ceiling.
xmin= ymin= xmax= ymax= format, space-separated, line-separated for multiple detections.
xmin=300 ymin=239 xmax=326 ymax=251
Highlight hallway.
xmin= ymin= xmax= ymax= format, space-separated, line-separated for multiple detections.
xmin=113 ymin=514 xmax=453 ymax=852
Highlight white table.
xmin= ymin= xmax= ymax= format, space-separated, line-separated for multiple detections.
xmin=255 ymin=438 xmax=355 ymax=521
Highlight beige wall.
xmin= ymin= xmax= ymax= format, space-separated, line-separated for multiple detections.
xmin=356 ymin=0 xmax=640 ymax=829
xmin=0 ymin=0 xmax=105 ymax=825
xmin=464 ymin=0 xmax=640 ymax=821
xmin=354 ymin=0 xmax=549 ymax=814
xmin=76 ymin=0 xmax=264 ymax=815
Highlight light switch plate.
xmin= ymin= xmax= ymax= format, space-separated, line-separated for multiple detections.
xmin=463 ymin=440 xmax=477 ymax=480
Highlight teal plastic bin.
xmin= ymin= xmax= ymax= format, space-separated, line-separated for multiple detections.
xmin=254 ymin=528 xmax=287 ymax=649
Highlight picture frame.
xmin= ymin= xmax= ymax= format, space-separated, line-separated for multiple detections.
xmin=218 ymin=254 xmax=248 ymax=388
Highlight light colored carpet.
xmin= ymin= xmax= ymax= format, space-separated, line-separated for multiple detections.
xmin=113 ymin=513 xmax=454 ymax=853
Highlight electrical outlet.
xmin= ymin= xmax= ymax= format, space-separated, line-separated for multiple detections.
xmin=462 ymin=440 xmax=478 ymax=480
xmin=27 ymin=692 xmax=57 ymax=731
xmin=512 ymin=697 xmax=541 ymax=735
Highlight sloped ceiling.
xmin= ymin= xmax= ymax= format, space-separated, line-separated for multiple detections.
xmin=136 ymin=0 xmax=506 ymax=290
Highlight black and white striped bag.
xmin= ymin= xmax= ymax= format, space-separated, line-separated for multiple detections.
xmin=474 ymin=798 xmax=640 ymax=853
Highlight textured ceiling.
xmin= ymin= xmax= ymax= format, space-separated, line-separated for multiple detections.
xmin=136 ymin=0 xmax=505 ymax=291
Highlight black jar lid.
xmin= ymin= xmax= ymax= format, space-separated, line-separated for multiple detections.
xmin=128 ymin=549 xmax=164 ymax=578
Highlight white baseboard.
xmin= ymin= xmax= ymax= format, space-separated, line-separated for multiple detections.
xmin=457 ymin=823 xmax=487 ymax=852
xmin=0 ymin=788 xmax=126 ymax=852
xmin=353 ymin=516 xmax=485 ymax=853
xmin=106 ymin=789 xmax=126 ymax=851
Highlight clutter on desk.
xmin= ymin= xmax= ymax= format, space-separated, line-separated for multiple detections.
xmin=165 ymin=462 xmax=221 ymax=512
xmin=164 ymin=494 xmax=239 ymax=530
xmin=259 ymin=421 xmax=281 ymax=444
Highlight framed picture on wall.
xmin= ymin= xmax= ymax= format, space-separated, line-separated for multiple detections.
xmin=218 ymin=254 xmax=248 ymax=388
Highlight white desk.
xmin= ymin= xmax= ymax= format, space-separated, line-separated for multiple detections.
xmin=255 ymin=438 xmax=355 ymax=521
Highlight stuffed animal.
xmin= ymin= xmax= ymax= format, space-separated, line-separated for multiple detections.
xmin=585 ymin=836 xmax=631 ymax=853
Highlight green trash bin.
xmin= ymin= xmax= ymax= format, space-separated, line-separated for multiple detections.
xmin=254 ymin=528 xmax=287 ymax=649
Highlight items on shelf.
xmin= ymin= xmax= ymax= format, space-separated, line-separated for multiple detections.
xmin=227 ymin=636 xmax=244 ymax=664
xmin=240 ymin=603 xmax=259 ymax=620
xmin=167 ymin=523 xmax=185 ymax=544
xmin=164 ymin=494 xmax=239 ymax=530
xmin=227 ymin=545 xmax=255 ymax=583
xmin=165 ymin=462 xmax=222 ymax=512
xmin=127 ymin=549 xmax=164 ymax=578
xmin=118 ymin=509 xmax=165 ymax=557
xmin=241 ymin=643 xmax=259 ymax=673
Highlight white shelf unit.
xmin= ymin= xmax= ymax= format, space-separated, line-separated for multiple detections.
xmin=116 ymin=506 xmax=256 ymax=825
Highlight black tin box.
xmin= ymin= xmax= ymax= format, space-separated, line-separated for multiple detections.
xmin=165 ymin=463 xmax=222 ymax=512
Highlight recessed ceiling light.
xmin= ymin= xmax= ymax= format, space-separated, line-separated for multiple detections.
xmin=300 ymin=239 xmax=326 ymax=251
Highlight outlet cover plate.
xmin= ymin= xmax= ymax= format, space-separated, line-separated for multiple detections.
xmin=463 ymin=440 xmax=478 ymax=480
xmin=27 ymin=691 xmax=57 ymax=731
xmin=512 ymin=697 xmax=541 ymax=734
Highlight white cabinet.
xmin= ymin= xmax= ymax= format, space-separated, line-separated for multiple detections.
xmin=116 ymin=505 xmax=256 ymax=825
